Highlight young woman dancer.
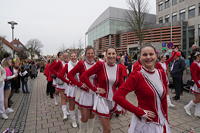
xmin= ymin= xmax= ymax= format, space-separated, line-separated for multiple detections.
xmin=184 ymin=51 xmax=200 ymax=117
xmin=49 ymin=52 xmax=70 ymax=120
xmin=113 ymin=45 xmax=171 ymax=133
xmin=80 ymin=47 xmax=124 ymax=133
xmin=67 ymin=46 xmax=96 ymax=133
xmin=58 ymin=52 xmax=78 ymax=127
xmin=49 ymin=52 xmax=63 ymax=105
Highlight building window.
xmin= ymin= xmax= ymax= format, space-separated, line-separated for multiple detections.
xmin=165 ymin=14 xmax=170 ymax=23
xmin=188 ymin=5 xmax=195 ymax=19
xmin=199 ymin=3 xmax=200 ymax=15
xmin=159 ymin=17 xmax=163 ymax=24
xmin=172 ymin=13 xmax=177 ymax=22
xmin=179 ymin=9 xmax=186 ymax=21
xmin=165 ymin=0 xmax=170 ymax=9
xmin=188 ymin=26 xmax=195 ymax=48
xmin=158 ymin=2 xmax=164 ymax=11
xmin=172 ymin=0 xmax=177 ymax=5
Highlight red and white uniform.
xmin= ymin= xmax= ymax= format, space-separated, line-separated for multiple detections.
xmin=59 ymin=60 xmax=78 ymax=99
xmin=67 ymin=60 xmax=96 ymax=109
xmin=190 ymin=61 xmax=200 ymax=94
xmin=80 ymin=61 xmax=124 ymax=117
xmin=113 ymin=67 xmax=170 ymax=133
xmin=57 ymin=63 xmax=71 ymax=93
xmin=49 ymin=59 xmax=66 ymax=89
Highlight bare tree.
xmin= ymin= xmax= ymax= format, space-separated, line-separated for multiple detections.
xmin=26 ymin=39 xmax=43 ymax=59
xmin=127 ymin=0 xmax=148 ymax=46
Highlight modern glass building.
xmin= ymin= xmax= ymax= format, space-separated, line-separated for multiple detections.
xmin=86 ymin=7 xmax=156 ymax=46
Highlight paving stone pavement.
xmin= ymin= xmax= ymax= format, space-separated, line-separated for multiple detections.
xmin=1 ymin=72 xmax=200 ymax=133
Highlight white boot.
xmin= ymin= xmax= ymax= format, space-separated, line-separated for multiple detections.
xmin=69 ymin=110 xmax=78 ymax=128
xmin=167 ymin=95 xmax=175 ymax=108
xmin=62 ymin=105 xmax=68 ymax=120
xmin=1 ymin=113 xmax=8 ymax=119
xmin=78 ymin=121 xmax=87 ymax=133
xmin=184 ymin=100 xmax=195 ymax=116
xmin=87 ymin=118 xmax=95 ymax=133
xmin=77 ymin=109 xmax=81 ymax=123
xmin=54 ymin=95 xmax=58 ymax=105
xmin=194 ymin=103 xmax=200 ymax=117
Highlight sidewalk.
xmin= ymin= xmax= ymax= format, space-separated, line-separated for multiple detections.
xmin=1 ymin=73 xmax=200 ymax=133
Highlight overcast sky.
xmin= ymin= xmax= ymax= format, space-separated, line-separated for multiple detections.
xmin=0 ymin=0 xmax=156 ymax=55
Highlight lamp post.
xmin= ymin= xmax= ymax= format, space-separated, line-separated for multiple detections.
xmin=8 ymin=21 xmax=18 ymax=57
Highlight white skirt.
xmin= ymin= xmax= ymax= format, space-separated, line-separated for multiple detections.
xmin=191 ymin=83 xmax=200 ymax=94
xmin=93 ymin=95 xmax=116 ymax=118
xmin=65 ymin=85 xmax=77 ymax=99
xmin=56 ymin=83 xmax=66 ymax=90
xmin=78 ymin=90 xmax=94 ymax=109
xmin=128 ymin=114 xmax=171 ymax=133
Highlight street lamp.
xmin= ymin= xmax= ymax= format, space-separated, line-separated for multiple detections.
xmin=8 ymin=21 xmax=18 ymax=41
xmin=8 ymin=21 xmax=18 ymax=57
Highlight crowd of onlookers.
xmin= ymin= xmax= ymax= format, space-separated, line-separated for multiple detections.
xmin=0 ymin=53 xmax=41 ymax=120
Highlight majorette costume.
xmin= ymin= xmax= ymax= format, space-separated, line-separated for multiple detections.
xmin=113 ymin=67 xmax=171 ymax=133
xmin=80 ymin=61 xmax=124 ymax=117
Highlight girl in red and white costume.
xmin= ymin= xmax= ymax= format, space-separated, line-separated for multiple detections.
xmin=49 ymin=52 xmax=70 ymax=120
xmin=156 ymin=49 xmax=178 ymax=108
xmin=184 ymin=51 xmax=200 ymax=117
xmin=58 ymin=52 xmax=78 ymax=127
xmin=81 ymin=47 xmax=124 ymax=133
xmin=114 ymin=45 xmax=171 ymax=133
xmin=67 ymin=46 xmax=96 ymax=133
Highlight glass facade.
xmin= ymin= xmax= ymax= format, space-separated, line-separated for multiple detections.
xmin=87 ymin=19 xmax=130 ymax=45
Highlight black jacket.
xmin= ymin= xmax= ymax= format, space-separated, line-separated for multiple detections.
xmin=171 ymin=58 xmax=186 ymax=78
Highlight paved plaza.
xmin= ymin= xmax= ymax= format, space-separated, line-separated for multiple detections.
xmin=0 ymin=73 xmax=200 ymax=133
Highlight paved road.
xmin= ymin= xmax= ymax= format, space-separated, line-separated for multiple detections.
xmin=1 ymin=73 xmax=200 ymax=133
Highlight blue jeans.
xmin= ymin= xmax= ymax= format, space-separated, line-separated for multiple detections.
xmin=21 ymin=80 xmax=28 ymax=93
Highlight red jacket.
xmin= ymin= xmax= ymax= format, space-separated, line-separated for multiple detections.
xmin=49 ymin=60 xmax=64 ymax=77
xmin=190 ymin=61 xmax=200 ymax=88
xmin=80 ymin=61 xmax=124 ymax=99
xmin=113 ymin=68 xmax=168 ymax=123
xmin=57 ymin=64 xmax=70 ymax=84
xmin=156 ymin=51 xmax=176 ymax=72
xmin=44 ymin=63 xmax=53 ymax=82
xmin=67 ymin=60 xmax=94 ymax=91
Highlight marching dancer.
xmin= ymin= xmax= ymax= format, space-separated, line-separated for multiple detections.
xmin=114 ymin=45 xmax=171 ymax=133
xmin=49 ymin=52 xmax=70 ymax=120
xmin=58 ymin=52 xmax=78 ymax=127
xmin=67 ymin=46 xmax=96 ymax=133
xmin=184 ymin=51 xmax=200 ymax=117
xmin=80 ymin=47 xmax=124 ymax=133
xmin=48 ymin=52 xmax=63 ymax=105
